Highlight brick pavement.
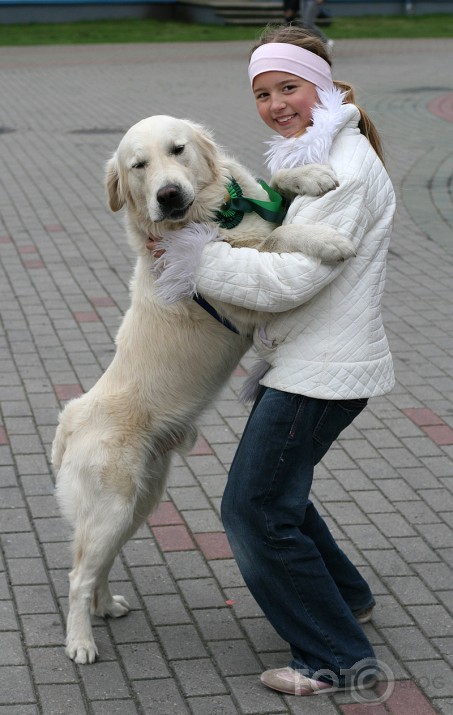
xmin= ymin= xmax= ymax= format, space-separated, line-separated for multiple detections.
xmin=0 ymin=37 xmax=452 ymax=715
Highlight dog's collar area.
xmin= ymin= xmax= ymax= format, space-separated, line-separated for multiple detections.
xmin=215 ymin=177 xmax=287 ymax=229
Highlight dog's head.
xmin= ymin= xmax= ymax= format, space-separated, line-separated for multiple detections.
xmin=106 ymin=115 xmax=221 ymax=229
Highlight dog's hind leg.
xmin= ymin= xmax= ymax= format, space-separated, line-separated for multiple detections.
xmin=65 ymin=507 xmax=135 ymax=664
xmin=64 ymin=452 xmax=172 ymax=664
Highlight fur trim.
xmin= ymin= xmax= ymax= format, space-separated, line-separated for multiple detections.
xmin=153 ymin=222 xmax=220 ymax=303
xmin=264 ymin=87 xmax=349 ymax=173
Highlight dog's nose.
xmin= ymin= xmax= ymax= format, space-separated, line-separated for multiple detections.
xmin=156 ymin=184 xmax=182 ymax=207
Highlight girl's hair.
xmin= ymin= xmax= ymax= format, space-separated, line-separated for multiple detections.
xmin=250 ymin=25 xmax=384 ymax=163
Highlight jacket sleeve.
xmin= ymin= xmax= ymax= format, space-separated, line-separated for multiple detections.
xmin=194 ymin=172 xmax=375 ymax=313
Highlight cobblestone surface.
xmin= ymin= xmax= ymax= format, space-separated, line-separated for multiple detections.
xmin=0 ymin=37 xmax=452 ymax=715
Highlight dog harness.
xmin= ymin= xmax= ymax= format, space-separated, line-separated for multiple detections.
xmin=194 ymin=177 xmax=287 ymax=336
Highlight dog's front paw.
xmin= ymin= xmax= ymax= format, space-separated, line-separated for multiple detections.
xmin=295 ymin=165 xmax=339 ymax=196
xmin=66 ymin=637 xmax=98 ymax=664
xmin=273 ymin=165 xmax=338 ymax=197
xmin=318 ymin=234 xmax=356 ymax=263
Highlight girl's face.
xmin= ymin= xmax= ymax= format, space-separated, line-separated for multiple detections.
xmin=253 ymin=71 xmax=319 ymax=138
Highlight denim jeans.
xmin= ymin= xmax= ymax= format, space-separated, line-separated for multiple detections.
xmin=221 ymin=387 xmax=376 ymax=685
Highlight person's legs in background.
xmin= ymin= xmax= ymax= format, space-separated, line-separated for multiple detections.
xmin=300 ymin=0 xmax=334 ymax=50
xmin=283 ymin=0 xmax=299 ymax=24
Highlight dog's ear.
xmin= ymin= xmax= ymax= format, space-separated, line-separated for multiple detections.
xmin=105 ymin=155 xmax=125 ymax=212
xmin=192 ymin=125 xmax=220 ymax=180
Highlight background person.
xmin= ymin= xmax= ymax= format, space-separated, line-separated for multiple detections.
xmin=301 ymin=0 xmax=334 ymax=51
xmin=283 ymin=0 xmax=298 ymax=24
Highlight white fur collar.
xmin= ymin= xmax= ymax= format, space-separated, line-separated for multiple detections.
xmin=264 ymin=87 xmax=357 ymax=174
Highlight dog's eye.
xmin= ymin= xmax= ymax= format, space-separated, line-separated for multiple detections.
xmin=172 ymin=145 xmax=185 ymax=156
xmin=132 ymin=161 xmax=147 ymax=170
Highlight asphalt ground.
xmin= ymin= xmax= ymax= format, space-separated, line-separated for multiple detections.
xmin=0 ymin=37 xmax=452 ymax=715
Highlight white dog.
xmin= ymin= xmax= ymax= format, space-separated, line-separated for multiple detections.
xmin=52 ymin=115 xmax=354 ymax=664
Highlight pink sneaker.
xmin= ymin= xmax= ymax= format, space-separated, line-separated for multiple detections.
xmin=260 ymin=667 xmax=334 ymax=696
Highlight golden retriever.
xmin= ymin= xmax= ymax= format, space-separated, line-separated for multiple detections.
xmin=52 ymin=115 xmax=354 ymax=664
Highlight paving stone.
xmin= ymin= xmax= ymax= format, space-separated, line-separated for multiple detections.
xmin=91 ymin=701 xmax=139 ymax=715
xmin=164 ymin=551 xmax=211 ymax=580
xmin=108 ymin=609 xmax=155 ymax=644
xmin=415 ymin=522 xmax=453 ymax=550
xmin=288 ymin=695 xmax=340 ymax=714
xmin=8 ymin=557 xmax=48 ymax=585
xmin=29 ymin=646 xmax=77 ymax=683
xmin=38 ymin=684 xmax=87 ymax=715
xmin=186 ymin=695 xmax=239 ymax=715
xmin=371 ymin=595 xmax=414 ymax=628
xmin=117 ymin=642 xmax=170 ymax=680
xmin=363 ymin=549 xmax=413 ymax=577
xmin=134 ymin=678 xmax=190 ymax=715
xmin=79 ymin=660 xmax=130 ymax=700
xmin=14 ymin=584 xmax=57 ymax=614
xmin=177 ymin=577 xmax=226 ymax=609
xmin=157 ymin=624 xmax=208 ymax=660
xmin=369 ymin=513 xmax=417 ymax=537
xmin=341 ymin=524 xmax=392 ymax=550
xmin=406 ymin=660 xmax=453 ymax=699
xmin=182 ymin=509 xmax=223 ymax=534
xmin=406 ymin=604 xmax=453 ymax=639
xmin=0 ymin=631 xmax=26 ymax=665
xmin=172 ymin=658 xmax=227 ymax=697
xmin=431 ymin=699 xmax=453 ymax=715
xmin=144 ymin=593 xmax=191 ymax=626
xmin=209 ymin=639 xmax=262 ymax=676
xmin=129 ymin=565 xmax=177 ymax=596
xmin=121 ymin=538 xmax=163 ymax=567
xmin=209 ymin=559 xmax=245 ymax=589
xmin=389 ymin=536 xmax=441 ymax=564
xmin=0 ymin=601 xmax=19 ymax=631
xmin=412 ymin=562 xmax=453 ymax=592
xmin=226 ymin=674 xmax=286 ymax=714
xmin=0 ymin=665 xmax=35 ymax=705
xmin=385 ymin=575 xmax=439 ymax=606
xmin=381 ymin=626 xmax=441 ymax=661
xmin=192 ymin=608 xmax=243 ymax=641
xmin=241 ymin=618 xmax=288 ymax=653
xmin=21 ymin=613 xmax=65 ymax=647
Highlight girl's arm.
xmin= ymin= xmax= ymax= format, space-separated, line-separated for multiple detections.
xmin=194 ymin=173 xmax=374 ymax=313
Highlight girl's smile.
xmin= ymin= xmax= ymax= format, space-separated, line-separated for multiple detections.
xmin=253 ymin=71 xmax=319 ymax=138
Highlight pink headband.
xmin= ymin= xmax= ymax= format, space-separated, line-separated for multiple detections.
xmin=248 ymin=43 xmax=333 ymax=93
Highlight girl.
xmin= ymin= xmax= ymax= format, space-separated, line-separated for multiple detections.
xmin=153 ymin=25 xmax=395 ymax=696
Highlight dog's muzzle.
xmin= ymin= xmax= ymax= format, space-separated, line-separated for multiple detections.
xmin=156 ymin=183 xmax=194 ymax=220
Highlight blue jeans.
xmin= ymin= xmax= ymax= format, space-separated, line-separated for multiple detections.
xmin=221 ymin=387 xmax=376 ymax=685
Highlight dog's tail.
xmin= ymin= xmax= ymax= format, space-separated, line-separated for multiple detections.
xmin=239 ymin=359 xmax=270 ymax=404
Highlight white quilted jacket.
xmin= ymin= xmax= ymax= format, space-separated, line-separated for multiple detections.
xmin=194 ymin=103 xmax=396 ymax=399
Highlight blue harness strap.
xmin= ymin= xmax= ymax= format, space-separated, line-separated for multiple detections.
xmin=192 ymin=293 xmax=241 ymax=335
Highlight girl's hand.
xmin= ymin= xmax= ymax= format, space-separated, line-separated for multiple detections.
xmin=146 ymin=236 xmax=165 ymax=258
